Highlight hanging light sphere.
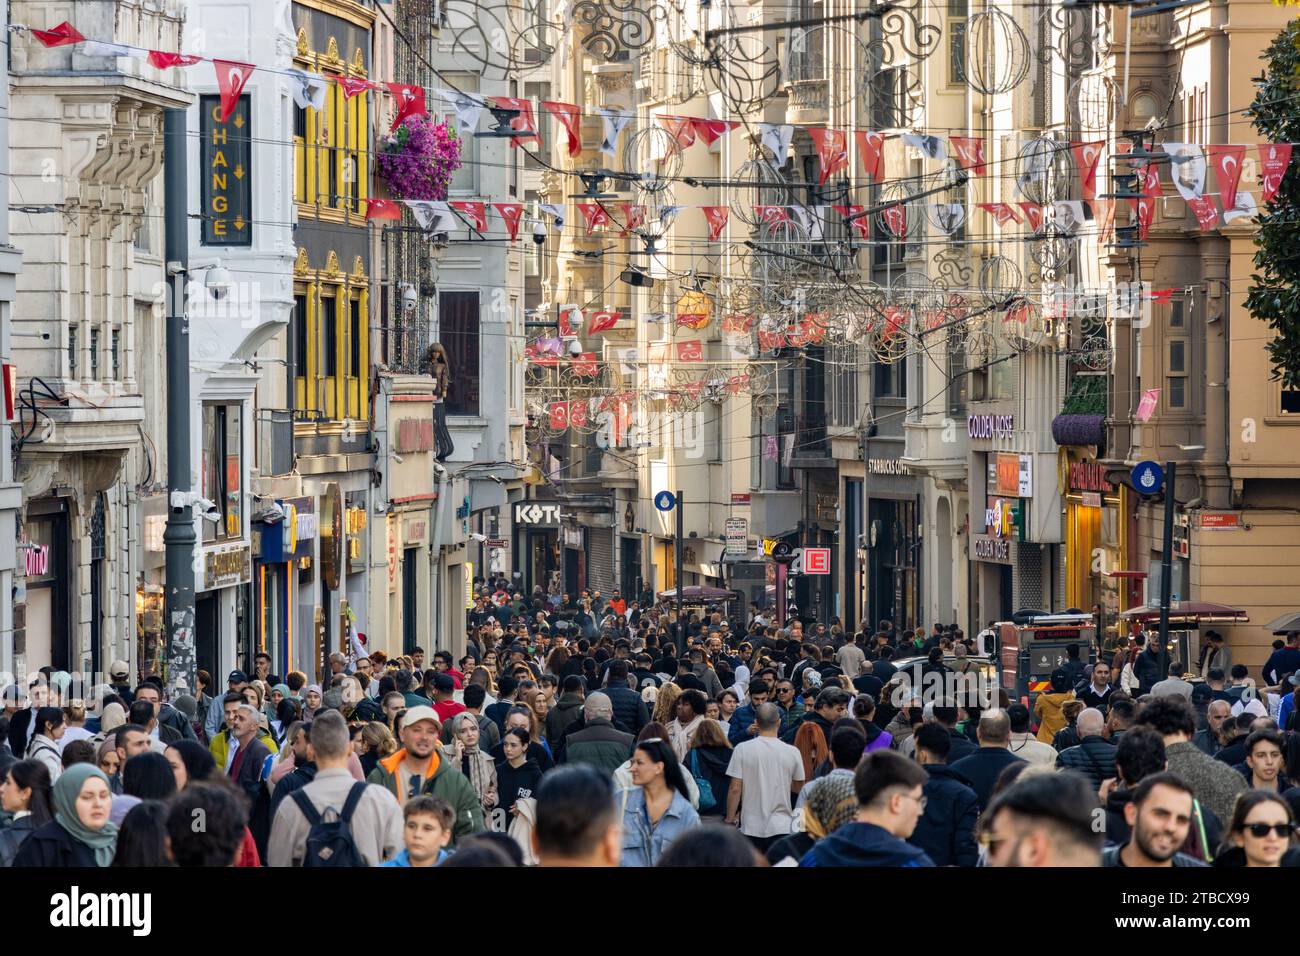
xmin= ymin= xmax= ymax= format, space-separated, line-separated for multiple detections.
xmin=964 ymin=8 xmax=1030 ymax=96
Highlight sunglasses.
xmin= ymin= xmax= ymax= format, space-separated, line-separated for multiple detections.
xmin=1243 ymin=823 xmax=1296 ymax=838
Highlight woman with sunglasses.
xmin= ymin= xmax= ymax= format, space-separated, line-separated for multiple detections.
xmin=618 ymin=737 xmax=699 ymax=866
xmin=1216 ymin=791 xmax=1298 ymax=868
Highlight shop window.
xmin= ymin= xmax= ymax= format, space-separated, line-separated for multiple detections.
xmin=874 ymin=358 xmax=905 ymax=398
xmin=441 ymin=290 xmax=481 ymax=416
xmin=293 ymin=41 xmax=369 ymax=218
xmin=947 ymin=0 xmax=967 ymax=86
xmin=202 ymin=403 xmax=242 ymax=542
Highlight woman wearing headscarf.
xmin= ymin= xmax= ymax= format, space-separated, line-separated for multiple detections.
xmin=766 ymin=772 xmax=859 ymax=866
xmin=445 ymin=712 xmax=498 ymax=815
xmin=12 ymin=763 xmax=117 ymax=866
xmin=302 ymin=684 xmax=322 ymax=721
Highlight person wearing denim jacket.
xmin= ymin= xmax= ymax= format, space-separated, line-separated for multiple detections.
xmin=617 ymin=738 xmax=700 ymax=866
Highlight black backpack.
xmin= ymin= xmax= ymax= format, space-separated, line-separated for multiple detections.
xmin=290 ymin=782 xmax=368 ymax=867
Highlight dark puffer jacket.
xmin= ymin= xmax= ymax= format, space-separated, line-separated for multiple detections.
xmin=1055 ymin=735 xmax=1118 ymax=791
xmin=909 ymin=764 xmax=980 ymax=867
xmin=600 ymin=682 xmax=648 ymax=737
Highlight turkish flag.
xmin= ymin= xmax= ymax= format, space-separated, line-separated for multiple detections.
xmin=856 ymin=130 xmax=885 ymax=179
xmin=569 ymin=400 xmax=589 ymax=428
xmin=691 ymin=118 xmax=739 ymax=146
xmin=1132 ymin=195 xmax=1155 ymax=241
xmin=675 ymin=340 xmax=704 ymax=362
xmin=1259 ymin=143 xmax=1293 ymax=203
xmin=577 ymin=203 xmax=611 ymax=234
xmin=571 ymin=353 xmax=599 ymax=377
xmin=558 ymin=307 xmax=580 ymax=338
xmin=621 ymin=203 xmax=646 ymax=235
xmin=833 ymin=205 xmax=870 ymax=240
xmin=657 ymin=115 xmax=697 ymax=149
xmin=31 ymin=21 xmax=84 ymax=47
xmin=213 ymin=60 xmax=256 ymax=123
xmin=1018 ymin=203 xmax=1044 ymax=232
xmin=949 ymin=136 xmax=986 ymax=176
xmin=979 ymin=203 xmax=1022 ymax=227
xmin=756 ymin=206 xmax=790 ymax=226
xmin=148 ymin=51 xmax=202 ymax=69
xmin=1071 ymin=141 xmax=1105 ymax=202
xmin=1208 ymin=145 xmax=1247 ymax=211
xmin=588 ymin=310 xmax=621 ymax=334
xmin=549 ymin=402 xmax=571 ymax=430
xmin=387 ymin=83 xmax=427 ymax=131
xmin=450 ymin=201 xmax=488 ymax=232
xmin=491 ymin=96 xmax=541 ymax=147
xmin=337 ymin=75 xmax=373 ymax=99
xmin=808 ymin=127 xmax=849 ymax=185
xmin=881 ymin=307 xmax=907 ymax=342
xmin=881 ymin=204 xmax=907 ymax=238
xmin=726 ymin=373 xmax=750 ymax=395
xmin=365 ymin=199 xmax=402 ymax=220
xmin=1186 ymin=195 xmax=1219 ymax=230
xmin=702 ymin=206 xmax=730 ymax=241
xmin=758 ymin=330 xmax=786 ymax=352
xmin=1141 ymin=162 xmax=1162 ymax=197
xmin=677 ymin=312 xmax=710 ymax=331
xmin=542 ymin=101 xmax=582 ymax=156
xmin=721 ymin=313 xmax=754 ymax=335
xmin=493 ymin=202 xmax=525 ymax=241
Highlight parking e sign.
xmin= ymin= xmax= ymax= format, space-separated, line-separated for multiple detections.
xmin=802 ymin=547 xmax=831 ymax=575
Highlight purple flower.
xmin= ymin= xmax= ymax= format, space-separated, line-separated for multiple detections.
xmin=375 ymin=116 xmax=464 ymax=202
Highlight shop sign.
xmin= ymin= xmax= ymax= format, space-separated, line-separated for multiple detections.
xmin=514 ymin=502 xmax=563 ymax=526
xmin=984 ymin=498 xmax=1018 ymax=538
xmin=203 ymin=542 xmax=252 ymax=591
xmin=563 ymin=527 xmax=583 ymax=548
xmin=725 ymin=517 xmax=749 ymax=557
xmin=199 ymin=94 xmax=251 ymax=246
xmin=730 ymin=493 xmax=751 ymax=506
xmin=1069 ymin=461 xmax=1113 ymax=494
xmin=1017 ymin=454 xmax=1033 ymax=497
xmin=995 ymin=454 xmax=1021 ymax=497
xmin=972 ymin=534 xmax=1012 ymax=564
xmin=1198 ymin=512 xmax=1242 ymax=530
xmin=801 ymin=547 xmax=831 ymax=574
xmin=23 ymin=542 xmax=49 ymax=577
xmin=1080 ymin=492 xmax=1102 ymax=508
xmin=967 ymin=413 xmax=1014 ymax=440
xmin=387 ymin=515 xmax=398 ymax=594
xmin=486 ymin=537 xmax=509 ymax=549
xmin=395 ymin=418 xmax=435 ymax=454
xmin=464 ymin=562 xmax=474 ymax=609
xmin=403 ymin=517 xmax=428 ymax=545
xmin=868 ymin=458 xmax=911 ymax=475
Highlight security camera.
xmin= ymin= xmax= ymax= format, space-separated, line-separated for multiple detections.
xmin=205 ymin=265 xmax=233 ymax=300
xmin=532 ymin=222 xmax=547 ymax=245
xmin=567 ymin=338 xmax=585 ymax=357
xmin=469 ymin=532 xmax=488 ymax=542
xmin=196 ymin=497 xmax=222 ymax=523
xmin=390 ymin=450 xmax=405 ymax=465
xmin=401 ymin=284 xmax=418 ymax=312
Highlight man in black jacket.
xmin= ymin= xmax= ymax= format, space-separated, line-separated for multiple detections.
xmin=1133 ymin=637 xmax=1163 ymax=695
xmin=601 ymin=660 xmax=648 ymax=737
xmin=1055 ymin=708 xmax=1118 ymax=791
xmin=133 ymin=681 xmax=197 ymax=741
xmin=909 ymin=723 xmax=980 ymax=866
xmin=781 ymin=687 xmax=850 ymax=745
xmin=949 ymin=710 xmax=1026 ymax=809
xmin=226 ymin=703 xmax=272 ymax=816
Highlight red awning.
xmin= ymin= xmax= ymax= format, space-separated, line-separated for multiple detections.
xmin=1119 ymin=602 xmax=1249 ymax=625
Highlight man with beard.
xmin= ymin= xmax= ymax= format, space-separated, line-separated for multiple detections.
xmin=1102 ymin=773 xmax=1208 ymax=867
xmin=981 ymin=771 xmax=1102 ymax=867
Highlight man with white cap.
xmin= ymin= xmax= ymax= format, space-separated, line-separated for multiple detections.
xmin=108 ymin=660 xmax=134 ymax=705
xmin=366 ymin=704 xmax=484 ymax=845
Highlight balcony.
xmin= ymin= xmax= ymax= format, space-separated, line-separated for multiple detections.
xmin=783 ymin=40 xmax=828 ymax=126
xmin=790 ymin=415 xmax=832 ymax=468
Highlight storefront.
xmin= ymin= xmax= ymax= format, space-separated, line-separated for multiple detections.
xmin=196 ymin=540 xmax=253 ymax=681
xmin=512 ymin=499 xmax=562 ymax=595
xmin=253 ymin=496 xmax=315 ymax=679
xmin=966 ymin=408 xmax=1028 ymax=627
xmin=864 ymin=440 xmax=921 ymax=632
xmin=1062 ymin=453 xmax=1140 ymax=637
xmin=16 ymin=498 xmax=71 ymax=675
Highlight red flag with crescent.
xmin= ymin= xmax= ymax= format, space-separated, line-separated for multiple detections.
xmin=493 ymin=202 xmax=525 ymax=241
xmin=1207 ymin=145 xmax=1247 ymax=212
xmin=214 ymin=60 xmax=256 ymax=122
xmin=856 ymin=130 xmax=885 ymax=179
xmin=702 ymin=206 xmax=730 ymax=241
xmin=386 ymin=83 xmax=427 ymax=131
xmin=1071 ymin=141 xmax=1105 ymax=202
xmin=1259 ymin=143 xmax=1293 ymax=203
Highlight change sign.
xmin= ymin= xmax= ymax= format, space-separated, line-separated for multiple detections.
xmin=200 ymin=94 xmax=252 ymax=246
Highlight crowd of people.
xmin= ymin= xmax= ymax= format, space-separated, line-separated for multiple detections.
xmin=1 ymin=579 xmax=1299 ymax=868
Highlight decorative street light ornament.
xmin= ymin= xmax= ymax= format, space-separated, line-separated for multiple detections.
xmin=964 ymin=8 xmax=1030 ymax=96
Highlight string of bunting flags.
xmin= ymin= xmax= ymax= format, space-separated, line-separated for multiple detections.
xmin=19 ymin=20 xmax=1294 ymax=242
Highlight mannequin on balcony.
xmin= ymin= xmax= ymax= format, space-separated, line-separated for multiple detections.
xmin=428 ymin=343 xmax=455 ymax=462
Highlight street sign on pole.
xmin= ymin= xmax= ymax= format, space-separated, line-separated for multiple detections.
xmin=654 ymin=490 xmax=677 ymax=512
xmin=1132 ymin=460 xmax=1165 ymax=496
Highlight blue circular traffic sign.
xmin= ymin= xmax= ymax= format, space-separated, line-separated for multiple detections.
xmin=654 ymin=491 xmax=677 ymax=512
xmin=1132 ymin=460 xmax=1165 ymax=495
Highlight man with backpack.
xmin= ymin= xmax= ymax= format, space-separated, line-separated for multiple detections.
xmin=268 ymin=710 xmax=403 ymax=867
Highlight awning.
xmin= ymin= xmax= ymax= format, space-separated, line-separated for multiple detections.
xmin=656 ymin=585 xmax=739 ymax=601
xmin=1263 ymin=612 xmax=1300 ymax=634
xmin=1120 ymin=602 xmax=1249 ymax=625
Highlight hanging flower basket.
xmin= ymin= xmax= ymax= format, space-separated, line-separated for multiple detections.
xmin=375 ymin=116 xmax=463 ymax=203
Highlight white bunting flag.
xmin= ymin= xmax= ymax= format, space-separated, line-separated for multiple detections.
xmin=406 ymin=200 xmax=457 ymax=235
xmin=925 ymin=203 xmax=965 ymax=236
xmin=286 ymin=68 xmax=329 ymax=111
xmin=758 ymin=123 xmax=794 ymax=162
xmin=538 ymin=203 xmax=566 ymax=231
xmin=596 ymin=108 xmax=634 ymax=156
xmin=902 ymin=133 xmax=946 ymax=160
xmin=1223 ymin=191 xmax=1258 ymax=224
xmin=439 ymin=89 xmax=487 ymax=135
xmin=1051 ymin=200 xmax=1087 ymax=235
xmin=1163 ymin=143 xmax=1207 ymax=201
